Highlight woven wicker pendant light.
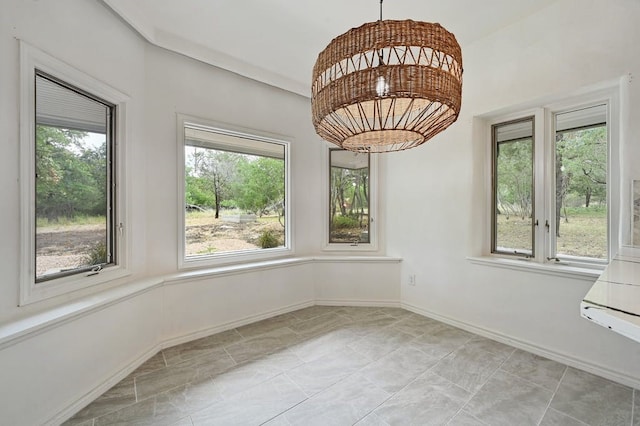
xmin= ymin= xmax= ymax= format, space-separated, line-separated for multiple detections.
xmin=311 ymin=0 xmax=463 ymax=153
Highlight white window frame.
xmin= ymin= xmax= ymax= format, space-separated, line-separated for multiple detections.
xmin=482 ymin=86 xmax=620 ymax=273
xmin=177 ymin=114 xmax=293 ymax=269
xmin=322 ymin=145 xmax=379 ymax=251
xmin=19 ymin=41 xmax=131 ymax=305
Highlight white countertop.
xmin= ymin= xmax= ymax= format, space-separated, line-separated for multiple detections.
xmin=581 ymin=246 xmax=640 ymax=343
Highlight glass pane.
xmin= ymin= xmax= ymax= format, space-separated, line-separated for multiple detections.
xmin=35 ymin=74 xmax=111 ymax=282
xmin=184 ymin=127 xmax=286 ymax=257
xmin=329 ymin=150 xmax=370 ymax=244
xmin=554 ymin=105 xmax=607 ymax=259
xmin=493 ymin=118 xmax=534 ymax=256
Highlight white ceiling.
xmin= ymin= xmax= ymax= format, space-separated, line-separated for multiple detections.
xmin=103 ymin=0 xmax=560 ymax=97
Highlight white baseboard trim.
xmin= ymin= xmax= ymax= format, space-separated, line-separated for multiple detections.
xmin=402 ymin=302 xmax=640 ymax=390
xmin=315 ymin=299 xmax=401 ymax=308
xmin=47 ymin=344 xmax=161 ymax=426
xmin=161 ymin=300 xmax=315 ymax=350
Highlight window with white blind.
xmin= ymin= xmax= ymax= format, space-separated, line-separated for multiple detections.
xmin=178 ymin=115 xmax=291 ymax=267
xmin=20 ymin=42 xmax=129 ymax=305
xmin=489 ymin=90 xmax=619 ymax=270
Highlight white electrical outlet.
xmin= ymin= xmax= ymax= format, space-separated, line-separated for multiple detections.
xmin=408 ymin=274 xmax=416 ymax=286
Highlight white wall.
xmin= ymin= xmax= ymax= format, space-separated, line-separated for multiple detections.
xmin=142 ymin=43 xmax=321 ymax=270
xmin=4 ymin=0 xmax=639 ymax=423
xmin=0 ymin=1 xmax=398 ymax=424
xmin=0 ymin=0 xmax=148 ymax=323
xmin=386 ymin=0 xmax=640 ymax=385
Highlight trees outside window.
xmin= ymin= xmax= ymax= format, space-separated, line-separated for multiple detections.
xmin=491 ymin=102 xmax=610 ymax=265
xmin=34 ymin=73 xmax=115 ymax=282
xmin=20 ymin=42 xmax=129 ymax=305
xmin=181 ymin=121 xmax=289 ymax=262
xmin=329 ymin=149 xmax=370 ymax=244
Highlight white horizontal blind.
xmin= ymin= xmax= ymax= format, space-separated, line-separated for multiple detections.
xmin=36 ymin=73 xmax=108 ymax=133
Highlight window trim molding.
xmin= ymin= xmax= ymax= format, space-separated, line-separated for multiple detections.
xmin=19 ymin=41 xmax=131 ymax=306
xmin=322 ymin=145 xmax=379 ymax=252
xmin=176 ymin=114 xmax=293 ymax=269
xmin=476 ymin=82 xmax=621 ymax=276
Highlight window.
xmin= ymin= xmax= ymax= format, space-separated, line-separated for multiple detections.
xmin=20 ymin=42 xmax=129 ymax=305
xmin=324 ymin=148 xmax=378 ymax=250
xmin=34 ymin=72 xmax=116 ymax=282
xmin=492 ymin=117 xmax=535 ymax=256
xmin=490 ymin=94 xmax=617 ymax=268
xmin=329 ymin=149 xmax=371 ymax=244
xmin=179 ymin=117 xmax=291 ymax=266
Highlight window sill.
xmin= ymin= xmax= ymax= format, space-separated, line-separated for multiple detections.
xmin=167 ymin=256 xmax=310 ymax=283
xmin=322 ymin=244 xmax=379 ymax=253
xmin=467 ymin=256 xmax=603 ymax=281
xmin=179 ymin=246 xmax=294 ymax=271
xmin=2 ymin=275 xmax=162 ymax=350
xmin=1 ymin=254 xmax=401 ymax=349
xmin=20 ymin=266 xmax=132 ymax=306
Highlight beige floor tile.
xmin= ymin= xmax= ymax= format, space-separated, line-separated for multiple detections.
xmin=500 ymin=349 xmax=566 ymax=391
xmin=374 ymin=371 xmax=471 ymax=425
xmin=65 ymin=307 xmax=635 ymax=426
xmin=464 ymin=370 xmax=553 ymax=425
xmin=550 ymin=367 xmax=633 ymax=426
xmin=163 ymin=329 xmax=244 ymax=366
xmin=190 ymin=374 xmax=306 ymax=425
xmin=283 ymin=373 xmax=390 ymax=426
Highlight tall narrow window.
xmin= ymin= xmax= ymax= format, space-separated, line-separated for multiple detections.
xmin=34 ymin=72 xmax=115 ymax=282
xmin=553 ymin=104 xmax=608 ymax=260
xmin=492 ymin=118 xmax=535 ymax=257
xmin=329 ymin=149 xmax=371 ymax=244
xmin=181 ymin=122 xmax=289 ymax=263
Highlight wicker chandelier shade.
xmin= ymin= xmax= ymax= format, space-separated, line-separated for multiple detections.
xmin=311 ymin=16 xmax=463 ymax=153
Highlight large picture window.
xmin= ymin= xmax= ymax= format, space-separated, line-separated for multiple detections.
xmin=490 ymin=99 xmax=614 ymax=267
xmin=179 ymin=119 xmax=290 ymax=265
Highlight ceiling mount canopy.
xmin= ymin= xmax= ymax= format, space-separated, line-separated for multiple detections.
xmin=311 ymin=0 xmax=463 ymax=153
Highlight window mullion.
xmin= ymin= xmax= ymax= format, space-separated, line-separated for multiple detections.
xmin=538 ymin=108 xmax=553 ymax=263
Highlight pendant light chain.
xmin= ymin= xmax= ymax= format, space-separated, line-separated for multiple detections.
xmin=377 ymin=0 xmax=384 ymax=67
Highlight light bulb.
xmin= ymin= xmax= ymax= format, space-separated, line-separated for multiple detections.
xmin=376 ymin=75 xmax=389 ymax=96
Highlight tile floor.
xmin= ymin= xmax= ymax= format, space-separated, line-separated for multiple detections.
xmin=63 ymin=306 xmax=639 ymax=426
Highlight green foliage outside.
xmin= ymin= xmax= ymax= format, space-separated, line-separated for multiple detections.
xmin=496 ymin=125 xmax=607 ymax=258
xmin=495 ymin=138 xmax=532 ymax=219
xmin=329 ymin=164 xmax=369 ymax=242
xmin=258 ymin=230 xmax=280 ymax=249
xmin=186 ymin=175 xmax=216 ymax=207
xmin=332 ymin=214 xmax=359 ymax=229
xmin=185 ymin=147 xmax=285 ymax=222
xmin=84 ymin=241 xmax=107 ymax=266
xmin=235 ymin=157 xmax=285 ymax=216
xmin=36 ymin=126 xmax=107 ymax=221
